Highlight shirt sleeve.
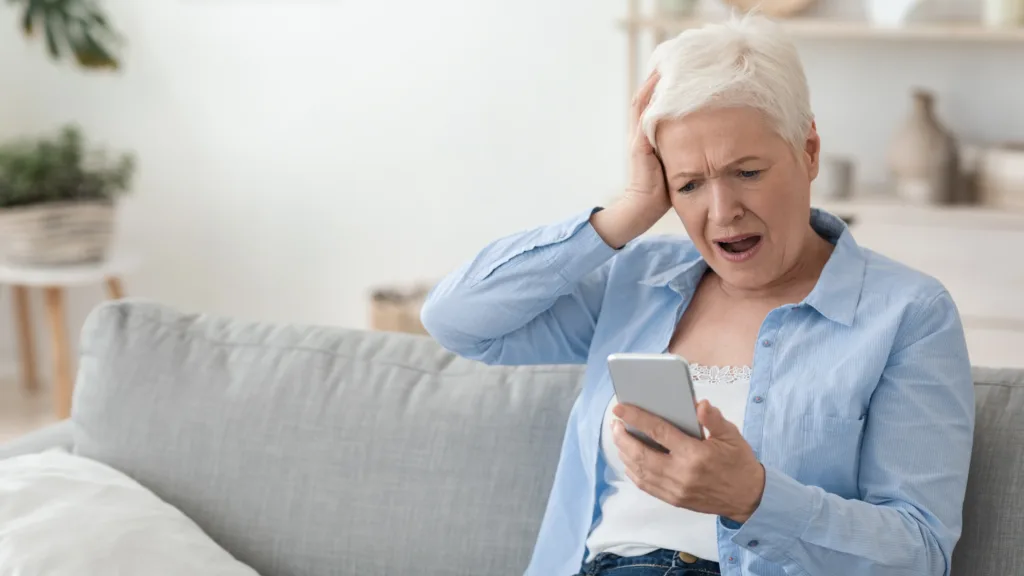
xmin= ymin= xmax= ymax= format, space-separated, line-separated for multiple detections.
xmin=721 ymin=291 xmax=974 ymax=576
xmin=420 ymin=209 xmax=618 ymax=366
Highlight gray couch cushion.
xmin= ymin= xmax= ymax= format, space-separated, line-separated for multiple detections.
xmin=950 ymin=367 xmax=1024 ymax=575
xmin=0 ymin=421 xmax=74 ymax=460
xmin=72 ymin=301 xmax=583 ymax=576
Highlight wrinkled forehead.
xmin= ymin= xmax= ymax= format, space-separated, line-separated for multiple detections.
xmin=653 ymin=106 xmax=791 ymax=165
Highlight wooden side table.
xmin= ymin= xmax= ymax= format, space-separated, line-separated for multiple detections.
xmin=1 ymin=256 xmax=137 ymax=419
xmin=369 ymin=284 xmax=431 ymax=336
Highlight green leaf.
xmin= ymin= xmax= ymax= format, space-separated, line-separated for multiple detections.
xmin=60 ymin=9 xmax=115 ymax=69
xmin=21 ymin=0 xmax=39 ymax=35
xmin=15 ymin=0 xmax=124 ymax=71
xmin=79 ymin=29 xmax=119 ymax=69
xmin=0 ymin=125 xmax=135 ymax=209
xmin=61 ymin=3 xmax=120 ymax=69
xmin=43 ymin=8 xmax=63 ymax=58
xmin=86 ymin=5 xmax=108 ymax=28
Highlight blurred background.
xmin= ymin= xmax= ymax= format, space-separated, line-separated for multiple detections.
xmin=2 ymin=0 xmax=1023 ymax=436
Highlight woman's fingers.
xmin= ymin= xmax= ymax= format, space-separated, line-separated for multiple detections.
xmin=629 ymin=71 xmax=660 ymax=150
xmin=630 ymin=72 xmax=660 ymax=122
xmin=632 ymin=119 xmax=654 ymax=155
xmin=637 ymin=71 xmax=660 ymax=114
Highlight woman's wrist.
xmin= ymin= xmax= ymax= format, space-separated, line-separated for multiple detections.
xmin=589 ymin=200 xmax=664 ymax=249
xmin=728 ymin=463 xmax=767 ymax=524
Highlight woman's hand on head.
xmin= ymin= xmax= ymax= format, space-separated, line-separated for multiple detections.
xmin=590 ymin=72 xmax=672 ymax=249
xmin=611 ymin=400 xmax=766 ymax=523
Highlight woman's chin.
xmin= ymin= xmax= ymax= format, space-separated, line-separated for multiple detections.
xmin=713 ymin=268 xmax=768 ymax=290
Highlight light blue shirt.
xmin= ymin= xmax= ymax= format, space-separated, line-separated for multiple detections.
xmin=420 ymin=208 xmax=974 ymax=576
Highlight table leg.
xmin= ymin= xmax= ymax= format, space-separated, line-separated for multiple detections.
xmin=105 ymin=277 xmax=125 ymax=300
xmin=43 ymin=287 xmax=73 ymax=420
xmin=12 ymin=285 xmax=39 ymax=392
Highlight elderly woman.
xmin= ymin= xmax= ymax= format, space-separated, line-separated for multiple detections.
xmin=420 ymin=15 xmax=974 ymax=576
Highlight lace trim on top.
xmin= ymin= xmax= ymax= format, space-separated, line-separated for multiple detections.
xmin=689 ymin=364 xmax=752 ymax=385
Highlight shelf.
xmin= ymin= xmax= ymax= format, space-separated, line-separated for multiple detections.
xmin=620 ymin=17 xmax=1024 ymax=43
xmin=641 ymin=197 xmax=1024 ymax=237
xmin=814 ymin=196 xmax=1024 ymax=231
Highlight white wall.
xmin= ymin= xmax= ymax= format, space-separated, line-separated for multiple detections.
xmin=0 ymin=0 xmax=627 ymax=376
xmin=0 ymin=11 xmax=33 ymax=133
xmin=2 ymin=0 xmax=1023 ymax=376
xmin=0 ymin=9 xmax=45 ymax=376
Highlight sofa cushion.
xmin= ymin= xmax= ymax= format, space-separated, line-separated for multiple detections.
xmin=72 ymin=301 xmax=584 ymax=576
xmin=0 ymin=450 xmax=259 ymax=576
xmin=950 ymin=368 xmax=1024 ymax=575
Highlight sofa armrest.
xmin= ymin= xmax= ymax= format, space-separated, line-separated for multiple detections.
xmin=0 ymin=421 xmax=75 ymax=460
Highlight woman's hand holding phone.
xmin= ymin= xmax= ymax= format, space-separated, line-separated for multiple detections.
xmin=611 ymin=400 xmax=766 ymax=523
xmin=606 ymin=353 xmax=765 ymax=522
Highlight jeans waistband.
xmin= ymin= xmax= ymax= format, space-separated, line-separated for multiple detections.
xmin=583 ymin=549 xmax=721 ymax=575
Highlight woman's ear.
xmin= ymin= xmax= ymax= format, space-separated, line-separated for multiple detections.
xmin=804 ymin=121 xmax=821 ymax=181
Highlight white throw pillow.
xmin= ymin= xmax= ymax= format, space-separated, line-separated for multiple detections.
xmin=0 ymin=450 xmax=259 ymax=576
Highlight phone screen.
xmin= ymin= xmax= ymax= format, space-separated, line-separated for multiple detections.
xmin=607 ymin=353 xmax=704 ymax=444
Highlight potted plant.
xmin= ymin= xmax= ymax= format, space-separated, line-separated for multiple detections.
xmin=9 ymin=0 xmax=122 ymax=69
xmin=0 ymin=125 xmax=136 ymax=265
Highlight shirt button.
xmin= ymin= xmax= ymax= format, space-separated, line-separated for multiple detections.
xmin=761 ymin=339 xmax=772 ymax=348
xmin=749 ymin=540 xmax=760 ymax=548
xmin=728 ymin=556 xmax=737 ymax=563
xmin=753 ymin=396 xmax=764 ymax=404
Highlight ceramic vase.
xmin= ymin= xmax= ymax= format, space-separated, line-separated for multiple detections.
xmin=867 ymin=0 xmax=924 ymax=27
xmin=983 ymin=0 xmax=1024 ymax=27
xmin=813 ymin=156 xmax=855 ymax=200
xmin=979 ymin=145 xmax=1024 ymax=209
xmin=887 ymin=90 xmax=960 ymax=205
xmin=658 ymin=0 xmax=699 ymax=17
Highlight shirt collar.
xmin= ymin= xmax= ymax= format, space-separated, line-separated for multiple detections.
xmin=802 ymin=209 xmax=866 ymax=326
xmin=639 ymin=208 xmax=865 ymax=326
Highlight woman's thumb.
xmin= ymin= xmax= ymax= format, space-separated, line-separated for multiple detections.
xmin=697 ymin=400 xmax=732 ymax=439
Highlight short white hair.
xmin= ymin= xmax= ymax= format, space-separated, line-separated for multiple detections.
xmin=642 ymin=14 xmax=813 ymax=151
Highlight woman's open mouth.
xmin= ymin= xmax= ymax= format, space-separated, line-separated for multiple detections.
xmin=714 ymin=234 xmax=763 ymax=263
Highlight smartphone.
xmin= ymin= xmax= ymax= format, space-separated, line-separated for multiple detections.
xmin=607 ymin=353 xmax=704 ymax=452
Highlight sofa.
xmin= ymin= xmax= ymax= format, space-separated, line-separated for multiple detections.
xmin=1 ymin=301 xmax=1022 ymax=575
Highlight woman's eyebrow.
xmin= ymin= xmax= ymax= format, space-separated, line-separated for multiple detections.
xmin=669 ymin=156 xmax=764 ymax=179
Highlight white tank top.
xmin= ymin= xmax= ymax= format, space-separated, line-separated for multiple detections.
xmin=586 ymin=364 xmax=753 ymax=562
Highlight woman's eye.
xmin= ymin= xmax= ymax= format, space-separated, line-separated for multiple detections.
xmin=738 ymin=169 xmax=762 ymax=179
xmin=678 ymin=181 xmax=697 ymax=193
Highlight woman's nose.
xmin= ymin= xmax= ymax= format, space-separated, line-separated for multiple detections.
xmin=707 ymin=180 xmax=744 ymax=225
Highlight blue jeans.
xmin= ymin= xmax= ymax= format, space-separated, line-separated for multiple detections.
xmin=577 ymin=549 xmax=721 ymax=575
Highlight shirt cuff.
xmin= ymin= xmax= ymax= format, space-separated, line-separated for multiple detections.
xmin=553 ymin=208 xmax=619 ymax=283
xmin=719 ymin=466 xmax=821 ymax=564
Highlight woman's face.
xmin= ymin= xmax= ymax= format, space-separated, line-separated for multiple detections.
xmin=656 ymin=106 xmax=820 ymax=290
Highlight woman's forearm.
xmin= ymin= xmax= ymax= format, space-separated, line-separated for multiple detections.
xmin=590 ymin=198 xmax=670 ymax=250
xmin=723 ymin=468 xmax=953 ymax=576
xmin=420 ymin=209 xmax=617 ymax=366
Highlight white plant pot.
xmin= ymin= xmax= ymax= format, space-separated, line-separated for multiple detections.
xmin=0 ymin=201 xmax=116 ymax=266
